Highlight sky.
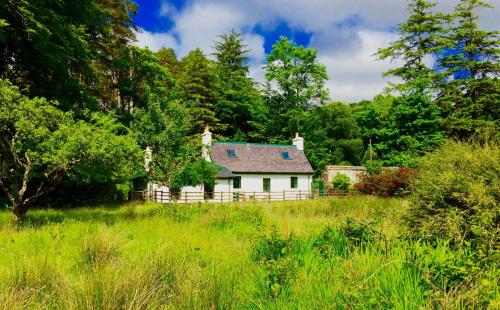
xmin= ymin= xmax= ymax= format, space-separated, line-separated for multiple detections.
xmin=133 ymin=0 xmax=499 ymax=103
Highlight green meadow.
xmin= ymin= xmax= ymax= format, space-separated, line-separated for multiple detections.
xmin=0 ymin=197 xmax=497 ymax=309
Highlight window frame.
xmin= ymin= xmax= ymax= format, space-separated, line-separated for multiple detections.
xmin=226 ymin=148 xmax=237 ymax=158
xmin=290 ymin=176 xmax=298 ymax=189
xmin=263 ymin=178 xmax=271 ymax=192
xmin=280 ymin=151 xmax=292 ymax=160
xmin=233 ymin=176 xmax=241 ymax=189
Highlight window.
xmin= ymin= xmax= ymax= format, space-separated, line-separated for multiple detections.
xmin=226 ymin=149 xmax=237 ymax=158
xmin=291 ymin=177 xmax=298 ymax=189
xmin=263 ymin=178 xmax=271 ymax=192
xmin=233 ymin=176 xmax=241 ymax=189
xmin=280 ymin=151 xmax=292 ymax=160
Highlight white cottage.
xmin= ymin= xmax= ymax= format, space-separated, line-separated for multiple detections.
xmin=149 ymin=127 xmax=315 ymax=202
xmin=203 ymin=127 xmax=314 ymax=201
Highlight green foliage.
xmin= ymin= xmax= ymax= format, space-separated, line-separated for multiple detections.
xmin=303 ymin=102 xmax=364 ymax=172
xmin=179 ymin=48 xmax=221 ymax=134
xmin=0 ymin=0 xmax=137 ymax=112
xmin=264 ymin=37 xmax=329 ymax=141
xmin=213 ymin=30 xmax=267 ymax=141
xmin=406 ymin=139 xmax=499 ymax=259
xmin=252 ymin=228 xmax=297 ymax=299
xmin=437 ymin=0 xmax=500 ymax=138
xmin=0 ymin=80 xmax=141 ymax=219
xmin=331 ymin=174 xmax=351 ymax=191
xmin=364 ymin=160 xmax=383 ymax=175
xmin=376 ymin=0 xmax=447 ymax=88
xmin=370 ymin=81 xmax=444 ymax=167
xmin=132 ymin=87 xmax=215 ymax=193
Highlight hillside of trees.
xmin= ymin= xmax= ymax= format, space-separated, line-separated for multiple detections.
xmin=0 ymin=0 xmax=498 ymax=217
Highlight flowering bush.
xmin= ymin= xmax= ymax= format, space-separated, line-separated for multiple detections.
xmin=354 ymin=168 xmax=415 ymax=197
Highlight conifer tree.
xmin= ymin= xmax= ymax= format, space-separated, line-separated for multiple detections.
xmin=376 ymin=0 xmax=447 ymax=90
xmin=212 ymin=30 xmax=266 ymax=140
xmin=178 ymin=49 xmax=220 ymax=134
xmin=157 ymin=47 xmax=181 ymax=78
xmin=437 ymin=0 xmax=499 ymax=138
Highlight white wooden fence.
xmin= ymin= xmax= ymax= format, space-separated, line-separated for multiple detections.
xmin=129 ymin=190 xmax=347 ymax=204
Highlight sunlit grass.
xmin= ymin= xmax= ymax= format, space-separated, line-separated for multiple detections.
xmin=0 ymin=197 xmax=496 ymax=308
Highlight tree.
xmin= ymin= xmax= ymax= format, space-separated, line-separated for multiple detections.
xmin=132 ymin=87 xmax=216 ymax=195
xmin=157 ymin=47 xmax=181 ymax=78
xmin=437 ymin=0 xmax=499 ymax=138
xmin=376 ymin=0 xmax=447 ymax=90
xmin=302 ymin=102 xmax=364 ymax=173
xmin=0 ymin=80 xmax=141 ymax=220
xmin=264 ymin=37 xmax=329 ymax=141
xmin=212 ymin=31 xmax=267 ymax=141
xmin=377 ymin=79 xmax=444 ymax=167
xmin=112 ymin=46 xmax=175 ymax=113
xmin=0 ymin=0 xmax=137 ymax=114
xmin=178 ymin=49 xmax=221 ymax=134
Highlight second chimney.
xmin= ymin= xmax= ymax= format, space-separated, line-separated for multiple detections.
xmin=293 ymin=133 xmax=304 ymax=151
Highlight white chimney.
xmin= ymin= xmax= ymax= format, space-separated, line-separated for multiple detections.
xmin=293 ymin=133 xmax=304 ymax=151
xmin=202 ymin=125 xmax=212 ymax=162
xmin=144 ymin=145 xmax=153 ymax=172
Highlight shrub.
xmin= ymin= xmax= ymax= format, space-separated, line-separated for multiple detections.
xmin=364 ymin=160 xmax=383 ymax=175
xmin=405 ymin=140 xmax=499 ymax=259
xmin=314 ymin=218 xmax=378 ymax=259
xmin=354 ymin=167 xmax=415 ymax=197
xmin=331 ymin=173 xmax=351 ymax=191
xmin=251 ymin=228 xmax=297 ymax=299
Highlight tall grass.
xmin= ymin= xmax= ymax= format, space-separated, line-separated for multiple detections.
xmin=0 ymin=197 xmax=496 ymax=308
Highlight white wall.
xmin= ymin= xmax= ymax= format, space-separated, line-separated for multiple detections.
xmin=214 ymin=178 xmax=232 ymax=193
xmin=148 ymin=174 xmax=313 ymax=203
xmin=232 ymin=174 xmax=311 ymax=193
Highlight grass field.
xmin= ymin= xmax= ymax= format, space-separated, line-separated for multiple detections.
xmin=0 ymin=197 xmax=497 ymax=309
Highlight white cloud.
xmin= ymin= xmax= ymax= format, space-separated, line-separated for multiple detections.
xmin=318 ymin=30 xmax=403 ymax=102
xmin=159 ymin=2 xmax=174 ymax=16
xmin=134 ymin=27 xmax=177 ymax=51
xmin=134 ymin=0 xmax=499 ymax=102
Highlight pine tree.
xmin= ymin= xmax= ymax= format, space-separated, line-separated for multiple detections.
xmin=157 ymin=47 xmax=181 ymax=78
xmin=178 ymin=49 xmax=220 ymax=134
xmin=376 ymin=0 xmax=447 ymax=90
xmin=212 ymin=30 xmax=266 ymax=140
xmin=437 ymin=0 xmax=499 ymax=138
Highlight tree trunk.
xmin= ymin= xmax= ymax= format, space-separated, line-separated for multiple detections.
xmin=12 ymin=202 xmax=28 ymax=222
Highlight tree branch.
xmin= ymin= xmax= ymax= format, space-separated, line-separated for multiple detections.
xmin=0 ymin=178 xmax=15 ymax=206
xmin=17 ymin=154 xmax=31 ymax=201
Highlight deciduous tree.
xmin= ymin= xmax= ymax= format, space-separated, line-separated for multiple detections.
xmin=264 ymin=37 xmax=329 ymax=141
xmin=0 ymin=80 xmax=141 ymax=220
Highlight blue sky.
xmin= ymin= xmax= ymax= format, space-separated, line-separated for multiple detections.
xmin=133 ymin=0 xmax=499 ymax=102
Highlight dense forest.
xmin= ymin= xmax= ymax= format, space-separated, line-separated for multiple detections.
xmin=0 ymin=0 xmax=498 ymax=217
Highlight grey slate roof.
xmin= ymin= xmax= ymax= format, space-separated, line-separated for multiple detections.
xmin=213 ymin=164 xmax=235 ymax=178
xmin=211 ymin=142 xmax=314 ymax=174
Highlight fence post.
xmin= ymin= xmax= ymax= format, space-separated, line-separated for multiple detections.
xmin=184 ymin=192 xmax=187 ymax=204
xmin=283 ymin=190 xmax=285 ymax=201
xmin=299 ymin=190 xmax=301 ymax=200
